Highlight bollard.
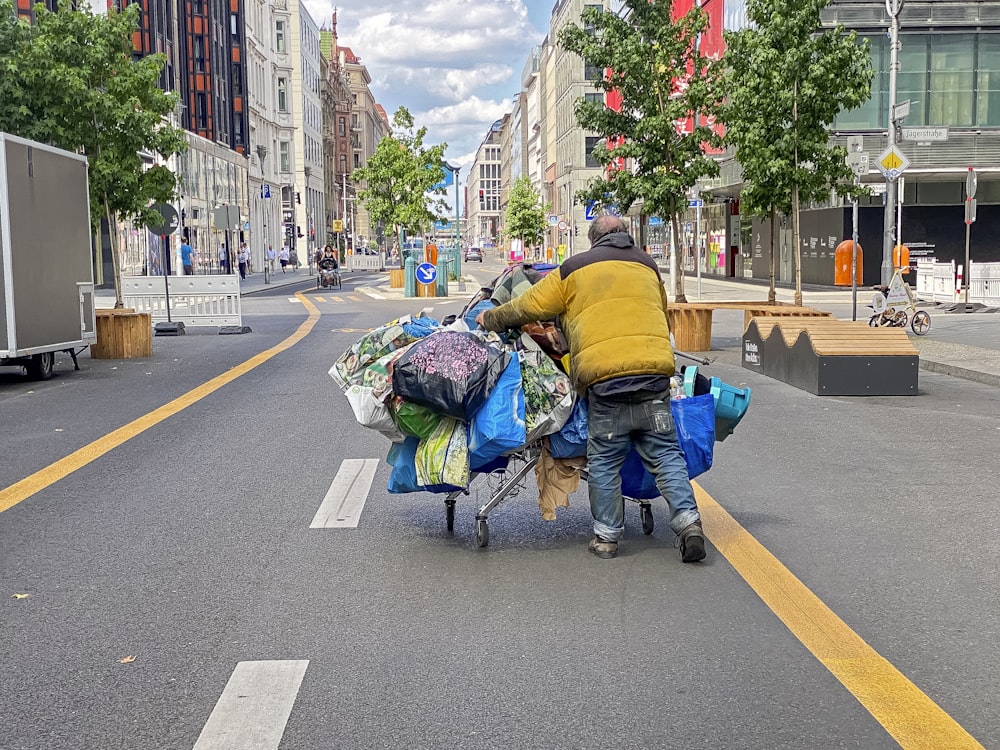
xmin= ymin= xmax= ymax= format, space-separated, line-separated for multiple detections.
xmin=404 ymin=256 xmax=416 ymax=298
xmin=436 ymin=257 xmax=449 ymax=297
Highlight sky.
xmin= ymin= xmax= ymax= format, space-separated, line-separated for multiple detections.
xmin=303 ymin=0 xmax=552 ymax=180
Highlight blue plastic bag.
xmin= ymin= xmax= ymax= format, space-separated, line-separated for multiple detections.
xmin=386 ymin=436 xmax=424 ymax=494
xmin=402 ymin=315 xmax=440 ymax=338
xmin=465 ymin=299 xmax=497 ymax=331
xmin=619 ymin=393 xmax=716 ymax=497
xmin=468 ymin=356 xmax=526 ymax=471
xmin=549 ymin=397 xmax=588 ymax=458
xmin=672 ymin=393 xmax=715 ymax=478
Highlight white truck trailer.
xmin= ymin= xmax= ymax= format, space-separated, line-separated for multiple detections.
xmin=0 ymin=133 xmax=97 ymax=380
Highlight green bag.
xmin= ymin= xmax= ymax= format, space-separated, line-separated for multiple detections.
xmin=392 ymin=399 xmax=443 ymax=440
xmin=416 ymin=418 xmax=470 ymax=491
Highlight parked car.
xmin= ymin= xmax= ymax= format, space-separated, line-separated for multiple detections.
xmin=464 ymin=247 xmax=483 ymax=262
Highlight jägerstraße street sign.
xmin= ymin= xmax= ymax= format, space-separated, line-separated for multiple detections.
xmin=901 ymin=127 xmax=948 ymax=143
xmin=876 ymin=145 xmax=910 ymax=181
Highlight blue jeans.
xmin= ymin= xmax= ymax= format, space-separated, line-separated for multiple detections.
xmin=587 ymin=390 xmax=700 ymax=541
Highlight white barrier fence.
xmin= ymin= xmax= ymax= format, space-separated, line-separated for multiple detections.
xmin=348 ymin=252 xmax=384 ymax=272
xmin=121 ymin=275 xmax=242 ymax=327
xmin=915 ymin=260 xmax=1000 ymax=306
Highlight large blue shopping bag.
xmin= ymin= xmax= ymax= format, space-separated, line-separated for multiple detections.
xmin=620 ymin=393 xmax=716 ymax=498
xmin=468 ymin=356 xmax=526 ymax=471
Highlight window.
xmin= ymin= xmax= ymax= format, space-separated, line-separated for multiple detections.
xmin=277 ymin=77 xmax=287 ymax=112
xmin=584 ymin=59 xmax=602 ymax=82
xmin=897 ymin=36 xmax=928 ymax=126
xmin=584 ymin=92 xmax=603 ymax=105
xmin=195 ymin=92 xmax=207 ymax=129
xmin=275 ymin=20 xmax=285 ymax=53
xmin=338 ymin=116 xmax=346 ymax=136
xmin=230 ymin=13 xmax=238 ymax=38
xmin=354 ymin=153 xmax=361 ymax=168
xmin=339 ymin=154 xmax=347 ymax=174
xmin=928 ymin=35 xmax=974 ymax=126
xmin=194 ymin=36 xmax=206 ymax=73
xmin=584 ymin=4 xmax=602 ymax=35
xmin=585 ymin=136 xmax=601 ymax=168
xmin=232 ymin=62 xmax=242 ymax=95
xmin=279 ymin=140 xmax=290 ymax=172
xmin=978 ymin=35 xmax=1000 ymax=126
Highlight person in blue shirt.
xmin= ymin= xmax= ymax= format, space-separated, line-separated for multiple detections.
xmin=180 ymin=240 xmax=196 ymax=275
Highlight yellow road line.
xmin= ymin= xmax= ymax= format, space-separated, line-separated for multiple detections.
xmin=696 ymin=486 xmax=984 ymax=749
xmin=0 ymin=292 xmax=321 ymax=514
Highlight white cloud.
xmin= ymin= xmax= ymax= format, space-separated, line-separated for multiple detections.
xmin=302 ymin=0 xmax=544 ymax=180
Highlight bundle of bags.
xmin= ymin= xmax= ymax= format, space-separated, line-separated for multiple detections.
xmin=329 ymin=312 xmax=576 ymax=495
xmin=330 ymin=263 xmax=729 ymax=505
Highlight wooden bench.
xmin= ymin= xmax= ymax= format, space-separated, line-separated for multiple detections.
xmin=742 ymin=317 xmax=919 ymax=396
xmin=667 ymin=301 xmax=831 ymax=352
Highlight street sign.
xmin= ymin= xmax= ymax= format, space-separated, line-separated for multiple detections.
xmin=332 ymin=219 xmax=343 ymax=232
xmin=433 ymin=220 xmax=451 ymax=230
xmin=892 ymin=100 xmax=911 ymax=122
xmin=966 ymin=167 xmax=978 ymax=199
xmin=648 ymin=216 xmax=665 ymax=227
xmin=689 ymin=199 xmax=704 ymax=208
xmin=146 ymin=203 xmax=179 ymax=236
xmin=847 ymin=135 xmax=864 ymax=153
xmin=846 ymin=151 xmax=870 ymax=177
xmin=557 ymin=220 xmax=569 ymax=232
xmin=876 ymin=145 xmax=910 ymax=181
xmin=901 ymin=127 xmax=948 ymax=143
xmin=261 ymin=183 xmax=271 ymax=199
xmin=965 ymin=198 xmax=977 ymax=225
xmin=585 ymin=201 xmax=598 ymax=221
xmin=547 ymin=214 xmax=559 ymax=227
xmin=415 ymin=262 xmax=437 ymax=284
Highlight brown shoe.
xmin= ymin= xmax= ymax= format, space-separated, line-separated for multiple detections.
xmin=588 ymin=536 xmax=618 ymax=559
xmin=678 ymin=521 xmax=706 ymax=563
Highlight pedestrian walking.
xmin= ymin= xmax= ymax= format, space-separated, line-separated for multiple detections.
xmin=266 ymin=244 xmax=276 ymax=274
xmin=237 ymin=244 xmax=249 ymax=280
xmin=279 ymin=245 xmax=290 ymax=273
xmin=477 ymin=214 xmax=706 ymax=563
xmin=218 ymin=242 xmax=230 ymax=274
xmin=180 ymin=239 xmax=196 ymax=275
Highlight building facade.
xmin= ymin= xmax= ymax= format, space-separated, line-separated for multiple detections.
xmin=320 ymin=14 xmax=356 ymax=252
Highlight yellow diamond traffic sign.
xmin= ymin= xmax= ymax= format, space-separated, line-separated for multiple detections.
xmin=876 ymin=145 xmax=910 ymax=181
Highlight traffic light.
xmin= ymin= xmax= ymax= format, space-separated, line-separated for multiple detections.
xmin=478 ymin=189 xmax=484 ymax=207
xmin=296 ymin=191 xmax=301 ymax=204
xmin=574 ymin=226 xmax=579 ymax=236
xmin=297 ymin=226 xmax=303 ymax=238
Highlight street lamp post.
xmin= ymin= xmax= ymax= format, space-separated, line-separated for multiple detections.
xmin=446 ymin=162 xmax=462 ymax=278
xmin=883 ymin=0 xmax=904 ymax=285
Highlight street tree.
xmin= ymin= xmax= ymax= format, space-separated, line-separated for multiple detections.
xmin=723 ymin=0 xmax=873 ymax=305
xmin=352 ymin=106 xmax=449 ymax=249
xmin=503 ymin=176 xmax=549 ymax=255
xmin=0 ymin=0 xmax=187 ymax=307
xmin=560 ymin=0 xmax=725 ymax=302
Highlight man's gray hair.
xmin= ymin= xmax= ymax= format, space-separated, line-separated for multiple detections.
xmin=588 ymin=214 xmax=629 ymax=244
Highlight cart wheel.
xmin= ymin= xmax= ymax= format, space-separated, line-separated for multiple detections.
xmin=868 ymin=315 xmax=880 ymax=328
xmin=640 ymin=503 xmax=654 ymax=535
xmin=892 ymin=310 xmax=908 ymax=327
xmin=445 ymin=499 xmax=455 ymax=532
xmin=475 ymin=518 xmax=490 ymax=547
xmin=911 ymin=310 xmax=931 ymax=335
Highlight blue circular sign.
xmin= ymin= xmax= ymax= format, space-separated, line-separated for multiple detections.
xmin=416 ymin=262 xmax=437 ymax=284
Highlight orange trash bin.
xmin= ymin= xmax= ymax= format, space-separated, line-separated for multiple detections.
xmin=834 ymin=239 xmax=863 ymax=286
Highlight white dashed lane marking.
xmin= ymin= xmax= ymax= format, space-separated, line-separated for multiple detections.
xmin=309 ymin=459 xmax=380 ymax=528
xmin=192 ymin=660 xmax=309 ymax=750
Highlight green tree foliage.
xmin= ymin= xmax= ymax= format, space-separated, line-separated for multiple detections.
xmin=352 ymin=106 xmax=448 ymax=246
xmin=0 ymin=0 xmax=187 ymax=306
xmin=503 ymin=176 xmax=548 ymax=250
xmin=723 ymin=0 xmax=872 ymax=304
xmin=560 ymin=0 xmax=724 ymax=301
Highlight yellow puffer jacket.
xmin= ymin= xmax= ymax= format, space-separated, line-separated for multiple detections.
xmin=482 ymin=232 xmax=675 ymax=393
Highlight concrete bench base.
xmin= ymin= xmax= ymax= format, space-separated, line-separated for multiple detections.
xmin=742 ymin=317 xmax=919 ymax=396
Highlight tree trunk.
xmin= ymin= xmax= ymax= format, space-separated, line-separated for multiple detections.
xmin=104 ymin=196 xmax=124 ymax=309
xmin=671 ymin=212 xmax=687 ymax=303
xmin=768 ymin=205 xmax=777 ymax=304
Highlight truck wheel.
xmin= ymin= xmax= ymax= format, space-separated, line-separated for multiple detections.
xmin=27 ymin=352 xmax=55 ymax=381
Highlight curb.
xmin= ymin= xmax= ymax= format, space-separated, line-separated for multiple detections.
xmin=919 ymin=359 xmax=1000 ymax=388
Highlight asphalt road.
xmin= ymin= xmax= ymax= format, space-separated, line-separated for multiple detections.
xmin=1 ymin=257 xmax=996 ymax=749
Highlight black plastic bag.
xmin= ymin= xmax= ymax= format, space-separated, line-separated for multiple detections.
xmin=391 ymin=330 xmax=510 ymax=422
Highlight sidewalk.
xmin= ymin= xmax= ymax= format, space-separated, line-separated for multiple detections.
xmin=680 ymin=275 xmax=1000 ymax=388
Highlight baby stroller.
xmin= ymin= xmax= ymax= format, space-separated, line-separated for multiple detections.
xmin=317 ymin=259 xmax=341 ymax=289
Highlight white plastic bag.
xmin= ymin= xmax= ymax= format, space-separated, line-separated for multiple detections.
xmin=346 ymin=384 xmax=405 ymax=442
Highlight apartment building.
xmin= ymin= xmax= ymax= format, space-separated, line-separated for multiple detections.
xmin=320 ymin=13 xmax=356 ymax=251
xmin=287 ymin=0 xmax=324 ymax=265
xmin=466 ymin=122 xmax=504 ymax=247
